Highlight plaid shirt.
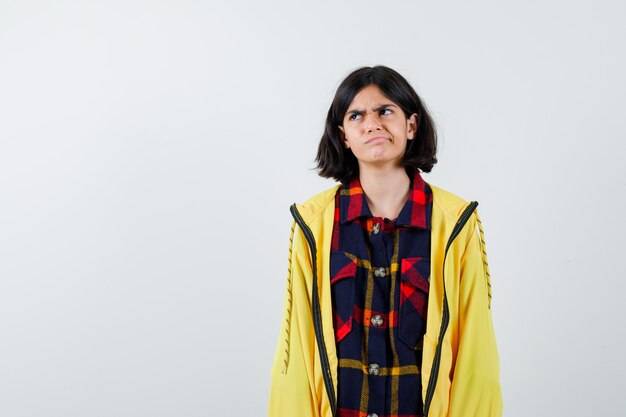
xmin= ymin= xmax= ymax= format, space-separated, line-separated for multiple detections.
xmin=330 ymin=170 xmax=433 ymax=417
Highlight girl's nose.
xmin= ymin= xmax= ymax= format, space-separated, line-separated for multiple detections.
xmin=364 ymin=113 xmax=382 ymax=132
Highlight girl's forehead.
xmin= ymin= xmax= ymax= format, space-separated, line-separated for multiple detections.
xmin=348 ymin=85 xmax=397 ymax=109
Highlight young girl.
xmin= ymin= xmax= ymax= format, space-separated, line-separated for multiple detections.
xmin=269 ymin=66 xmax=502 ymax=417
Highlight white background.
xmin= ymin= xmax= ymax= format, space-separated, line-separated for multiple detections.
xmin=1 ymin=1 xmax=625 ymax=416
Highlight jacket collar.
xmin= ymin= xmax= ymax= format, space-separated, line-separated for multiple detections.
xmin=338 ymin=170 xmax=431 ymax=229
xmin=293 ymin=180 xmax=469 ymax=231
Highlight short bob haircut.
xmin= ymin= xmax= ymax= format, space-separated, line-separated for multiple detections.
xmin=315 ymin=65 xmax=438 ymax=183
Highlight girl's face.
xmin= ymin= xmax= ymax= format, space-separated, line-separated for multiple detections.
xmin=339 ymin=84 xmax=417 ymax=171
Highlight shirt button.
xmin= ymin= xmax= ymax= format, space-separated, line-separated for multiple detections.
xmin=374 ymin=267 xmax=386 ymax=278
xmin=367 ymin=414 xmax=378 ymax=417
xmin=370 ymin=314 xmax=383 ymax=327
xmin=368 ymin=363 xmax=380 ymax=375
xmin=372 ymin=223 xmax=380 ymax=234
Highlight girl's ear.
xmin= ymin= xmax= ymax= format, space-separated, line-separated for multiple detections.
xmin=407 ymin=113 xmax=418 ymax=140
xmin=338 ymin=125 xmax=350 ymax=149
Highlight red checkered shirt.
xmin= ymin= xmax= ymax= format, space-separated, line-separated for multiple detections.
xmin=330 ymin=170 xmax=433 ymax=417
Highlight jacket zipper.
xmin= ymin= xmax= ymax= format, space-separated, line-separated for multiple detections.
xmin=290 ymin=203 xmax=337 ymax=417
xmin=290 ymin=200 xmax=478 ymax=417
xmin=423 ymin=201 xmax=479 ymax=417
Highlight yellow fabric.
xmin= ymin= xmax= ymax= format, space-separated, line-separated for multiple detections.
xmin=268 ymin=182 xmax=503 ymax=417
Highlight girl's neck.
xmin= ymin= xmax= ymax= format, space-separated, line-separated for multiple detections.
xmin=358 ymin=165 xmax=411 ymax=220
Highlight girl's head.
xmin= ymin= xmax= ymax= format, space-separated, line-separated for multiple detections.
xmin=315 ymin=65 xmax=438 ymax=183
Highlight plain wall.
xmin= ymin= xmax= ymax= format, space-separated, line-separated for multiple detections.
xmin=1 ymin=1 xmax=625 ymax=416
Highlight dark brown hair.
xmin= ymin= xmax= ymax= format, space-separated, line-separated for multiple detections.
xmin=314 ymin=65 xmax=438 ymax=183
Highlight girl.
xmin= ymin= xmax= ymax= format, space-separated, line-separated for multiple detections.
xmin=269 ymin=66 xmax=502 ymax=417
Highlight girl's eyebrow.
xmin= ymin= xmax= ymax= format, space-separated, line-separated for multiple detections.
xmin=346 ymin=103 xmax=397 ymax=116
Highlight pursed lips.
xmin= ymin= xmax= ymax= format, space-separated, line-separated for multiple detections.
xmin=366 ymin=136 xmax=390 ymax=144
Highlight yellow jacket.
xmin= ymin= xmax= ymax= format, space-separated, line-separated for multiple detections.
xmin=268 ymin=182 xmax=503 ymax=417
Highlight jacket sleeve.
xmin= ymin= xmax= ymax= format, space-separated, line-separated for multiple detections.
xmin=268 ymin=221 xmax=318 ymax=417
xmin=447 ymin=210 xmax=503 ymax=417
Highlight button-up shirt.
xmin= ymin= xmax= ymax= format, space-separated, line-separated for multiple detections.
xmin=330 ymin=170 xmax=433 ymax=417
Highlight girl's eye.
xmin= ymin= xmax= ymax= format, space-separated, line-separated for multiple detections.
xmin=349 ymin=113 xmax=361 ymax=121
xmin=380 ymin=108 xmax=392 ymax=115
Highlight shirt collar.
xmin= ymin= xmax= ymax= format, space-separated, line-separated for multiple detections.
xmin=338 ymin=170 xmax=432 ymax=229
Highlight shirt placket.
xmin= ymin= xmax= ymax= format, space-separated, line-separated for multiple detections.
xmin=364 ymin=216 xmax=392 ymax=416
